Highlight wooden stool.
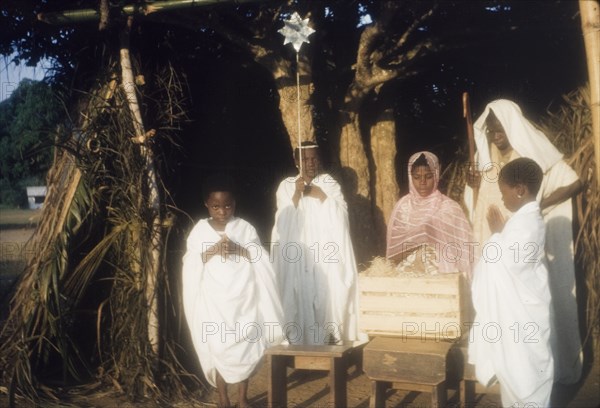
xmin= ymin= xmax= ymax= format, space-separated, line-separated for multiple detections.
xmin=363 ymin=337 xmax=454 ymax=408
xmin=455 ymin=341 xmax=476 ymax=408
xmin=265 ymin=342 xmax=366 ymax=408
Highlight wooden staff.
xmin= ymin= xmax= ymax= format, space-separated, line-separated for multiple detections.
xmin=463 ymin=92 xmax=479 ymax=206
xmin=296 ymin=52 xmax=303 ymax=181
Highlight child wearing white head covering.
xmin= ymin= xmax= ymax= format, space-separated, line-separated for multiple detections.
xmin=464 ymin=99 xmax=583 ymax=385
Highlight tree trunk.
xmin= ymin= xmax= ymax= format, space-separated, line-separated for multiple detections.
xmin=271 ymin=56 xmax=316 ymax=147
xmin=579 ymin=0 xmax=600 ymax=183
xmin=370 ymin=108 xmax=399 ymax=254
xmin=338 ymin=110 xmax=374 ymax=264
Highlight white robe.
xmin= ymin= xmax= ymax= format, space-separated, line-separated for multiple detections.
xmin=271 ymin=173 xmax=364 ymax=345
xmin=539 ymin=161 xmax=582 ymax=384
xmin=464 ymin=99 xmax=582 ymax=383
xmin=469 ymin=201 xmax=554 ymax=407
xmin=182 ymin=217 xmax=284 ymax=386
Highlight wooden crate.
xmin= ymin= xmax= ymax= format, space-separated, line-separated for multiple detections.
xmin=358 ymin=273 xmax=472 ymax=340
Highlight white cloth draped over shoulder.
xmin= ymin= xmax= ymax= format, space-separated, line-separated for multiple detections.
xmin=271 ymin=173 xmax=364 ymax=345
xmin=463 ymin=99 xmax=582 ymax=383
xmin=182 ymin=217 xmax=284 ymax=386
xmin=386 ymin=151 xmax=474 ymax=279
xmin=469 ymin=201 xmax=553 ymax=407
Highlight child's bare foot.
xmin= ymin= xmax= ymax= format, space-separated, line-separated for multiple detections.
xmin=237 ymin=379 xmax=250 ymax=408
xmin=216 ymin=372 xmax=231 ymax=408
xmin=217 ymin=401 xmax=232 ymax=408
xmin=217 ymin=392 xmax=231 ymax=408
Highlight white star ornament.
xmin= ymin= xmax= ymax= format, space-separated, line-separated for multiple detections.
xmin=278 ymin=12 xmax=315 ymax=52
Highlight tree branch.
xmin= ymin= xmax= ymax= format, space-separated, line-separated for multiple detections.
xmin=206 ymin=13 xmax=279 ymax=67
xmin=353 ymin=3 xmax=438 ymax=93
xmin=388 ymin=40 xmax=437 ymax=68
xmin=394 ymin=5 xmax=436 ymax=50
xmin=354 ymin=25 xmax=380 ymax=91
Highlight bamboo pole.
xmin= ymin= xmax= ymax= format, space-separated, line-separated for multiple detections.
xmin=38 ymin=0 xmax=269 ymax=25
xmin=119 ymin=19 xmax=161 ymax=356
xmin=579 ymin=0 xmax=600 ymax=183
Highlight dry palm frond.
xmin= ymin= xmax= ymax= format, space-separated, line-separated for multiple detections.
xmin=0 ymin=59 xmax=201 ymax=405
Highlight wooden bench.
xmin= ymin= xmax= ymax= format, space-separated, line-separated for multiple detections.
xmin=363 ymin=336 xmax=454 ymax=408
xmin=265 ymin=341 xmax=366 ymax=408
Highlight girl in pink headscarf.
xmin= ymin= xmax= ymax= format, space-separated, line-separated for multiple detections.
xmin=386 ymin=151 xmax=474 ymax=279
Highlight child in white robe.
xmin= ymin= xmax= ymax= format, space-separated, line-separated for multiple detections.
xmin=469 ymin=158 xmax=554 ymax=407
xmin=271 ymin=141 xmax=365 ymax=345
xmin=182 ymin=175 xmax=284 ymax=408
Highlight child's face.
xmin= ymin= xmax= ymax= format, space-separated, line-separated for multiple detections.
xmin=411 ymin=165 xmax=435 ymax=197
xmin=485 ymin=112 xmax=511 ymax=151
xmin=205 ymin=191 xmax=235 ymax=228
xmin=295 ymin=148 xmax=320 ymax=179
xmin=498 ymin=179 xmax=523 ymax=212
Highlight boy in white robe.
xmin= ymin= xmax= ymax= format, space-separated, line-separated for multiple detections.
xmin=271 ymin=141 xmax=364 ymax=345
xmin=464 ymin=99 xmax=583 ymax=384
xmin=469 ymin=158 xmax=554 ymax=407
xmin=182 ymin=175 xmax=284 ymax=408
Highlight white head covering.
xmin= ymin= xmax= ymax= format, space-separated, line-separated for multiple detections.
xmin=473 ymin=99 xmax=563 ymax=173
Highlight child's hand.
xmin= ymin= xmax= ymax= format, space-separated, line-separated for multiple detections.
xmin=466 ymin=169 xmax=481 ymax=188
xmin=295 ymin=176 xmax=306 ymax=194
xmin=292 ymin=176 xmax=306 ymax=207
xmin=219 ymin=236 xmax=249 ymax=260
xmin=217 ymin=235 xmax=234 ymax=254
xmin=223 ymin=238 xmax=240 ymax=255
xmin=303 ymin=184 xmax=327 ymax=201
xmin=202 ymin=235 xmax=230 ymax=263
xmin=487 ymin=205 xmax=505 ymax=233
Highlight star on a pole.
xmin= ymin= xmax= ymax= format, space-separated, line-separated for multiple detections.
xmin=278 ymin=12 xmax=315 ymax=53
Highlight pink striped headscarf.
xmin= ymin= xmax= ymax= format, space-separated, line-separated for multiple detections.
xmin=386 ymin=151 xmax=474 ymax=278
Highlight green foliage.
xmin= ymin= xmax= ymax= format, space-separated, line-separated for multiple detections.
xmin=0 ymin=79 xmax=63 ymax=206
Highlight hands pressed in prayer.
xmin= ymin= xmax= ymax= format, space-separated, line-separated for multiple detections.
xmin=202 ymin=235 xmax=250 ymax=262
xmin=218 ymin=235 xmax=235 ymax=254
xmin=486 ymin=205 xmax=506 ymax=234
xmin=220 ymin=236 xmax=250 ymax=260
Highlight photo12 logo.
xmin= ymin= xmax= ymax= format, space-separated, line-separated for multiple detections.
xmin=199 ymin=321 xmax=342 ymax=345
xmin=395 ymin=321 xmax=542 ymax=344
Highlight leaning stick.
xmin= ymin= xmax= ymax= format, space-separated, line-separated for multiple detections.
xmin=463 ymin=92 xmax=479 ymax=206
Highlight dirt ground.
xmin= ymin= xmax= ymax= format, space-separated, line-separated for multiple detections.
xmin=219 ymin=351 xmax=600 ymax=408
xmin=1 ymin=227 xmax=599 ymax=407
